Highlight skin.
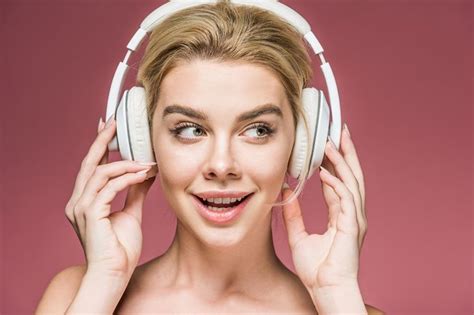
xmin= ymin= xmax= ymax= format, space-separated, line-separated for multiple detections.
xmin=52 ymin=55 xmax=381 ymax=313
xmin=115 ymin=59 xmax=317 ymax=312
xmin=58 ymin=58 xmax=381 ymax=313
xmin=112 ymin=58 xmax=381 ymax=313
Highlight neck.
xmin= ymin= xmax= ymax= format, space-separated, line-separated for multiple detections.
xmin=160 ymin=210 xmax=285 ymax=301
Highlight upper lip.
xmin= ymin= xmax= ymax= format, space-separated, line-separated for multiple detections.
xmin=194 ymin=191 xmax=253 ymax=199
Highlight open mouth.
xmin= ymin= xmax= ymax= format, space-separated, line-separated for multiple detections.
xmin=193 ymin=193 xmax=253 ymax=210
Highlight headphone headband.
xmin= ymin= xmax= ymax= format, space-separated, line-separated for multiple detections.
xmin=106 ymin=0 xmax=341 ymax=150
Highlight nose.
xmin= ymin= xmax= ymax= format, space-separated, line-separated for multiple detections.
xmin=203 ymin=135 xmax=241 ymax=182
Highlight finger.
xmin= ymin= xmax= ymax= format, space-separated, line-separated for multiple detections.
xmin=281 ymin=185 xmax=308 ymax=249
xmin=340 ymin=126 xmax=368 ymax=248
xmin=319 ymin=155 xmax=341 ymax=231
xmin=66 ymin=117 xmax=114 ymax=239
xmin=99 ymin=146 xmax=109 ymax=166
xmin=64 ymin=201 xmax=85 ymax=249
xmin=94 ymin=116 xmax=116 ymax=165
xmin=72 ymin=117 xmax=117 ymax=202
xmin=123 ymin=166 xmax=158 ymax=225
xmin=79 ymin=160 xmax=156 ymax=209
xmin=97 ymin=117 xmax=105 ymax=134
xmin=86 ymin=169 xmax=153 ymax=221
xmin=317 ymin=160 xmax=340 ymax=231
xmin=97 ymin=118 xmax=108 ymax=165
xmin=320 ymin=145 xmax=354 ymax=233
xmin=324 ymin=138 xmax=365 ymax=232
xmin=340 ymin=125 xmax=366 ymax=212
xmin=74 ymin=161 xmax=155 ymax=233
xmin=320 ymin=155 xmax=339 ymax=202
xmin=319 ymin=166 xmax=358 ymax=236
xmin=325 ymin=139 xmax=361 ymax=208
xmin=82 ymin=116 xmax=116 ymax=174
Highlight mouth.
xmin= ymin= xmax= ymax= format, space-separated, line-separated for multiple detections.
xmin=191 ymin=193 xmax=254 ymax=224
xmin=193 ymin=193 xmax=253 ymax=209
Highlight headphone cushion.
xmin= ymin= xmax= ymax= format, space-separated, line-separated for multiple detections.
xmin=125 ymin=87 xmax=155 ymax=163
xmin=288 ymin=87 xmax=321 ymax=180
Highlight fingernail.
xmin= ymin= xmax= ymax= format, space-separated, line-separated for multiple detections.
xmin=137 ymin=161 xmax=157 ymax=166
xmin=282 ymin=182 xmax=290 ymax=190
xmin=319 ymin=165 xmax=330 ymax=174
xmin=136 ymin=168 xmax=151 ymax=176
xmin=105 ymin=115 xmax=115 ymax=128
xmin=144 ymin=166 xmax=158 ymax=179
xmin=97 ymin=117 xmax=103 ymax=132
xmin=327 ymin=137 xmax=336 ymax=150
xmin=343 ymin=123 xmax=351 ymax=137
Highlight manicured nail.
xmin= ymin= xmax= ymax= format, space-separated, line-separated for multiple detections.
xmin=105 ymin=115 xmax=115 ymax=128
xmin=144 ymin=166 xmax=158 ymax=179
xmin=97 ymin=117 xmax=103 ymax=132
xmin=137 ymin=161 xmax=157 ymax=166
xmin=282 ymin=182 xmax=290 ymax=190
xmin=319 ymin=165 xmax=330 ymax=174
xmin=136 ymin=168 xmax=151 ymax=176
xmin=327 ymin=137 xmax=336 ymax=150
xmin=343 ymin=123 xmax=351 ymax=137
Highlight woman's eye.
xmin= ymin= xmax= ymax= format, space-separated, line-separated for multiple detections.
xmin=169 ymin=123 xmax=205 ymax=141
xmin=243 ymin=123 xmax=275 ymax=141
xmin=169 ymin=122 xmax=275 ymax=142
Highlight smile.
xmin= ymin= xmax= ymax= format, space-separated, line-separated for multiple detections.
xmin=191 ymin=193 xmax=253 ymax=225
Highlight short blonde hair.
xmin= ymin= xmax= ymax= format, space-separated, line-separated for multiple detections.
xmin=137 ymin=0 xmax=314 ymax=207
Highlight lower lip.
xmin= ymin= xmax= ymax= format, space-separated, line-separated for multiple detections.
xmin=191 ymin=194 xmax=253 ymax=225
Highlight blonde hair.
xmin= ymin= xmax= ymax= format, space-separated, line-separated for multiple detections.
xmin=137 ymin=0 xmax=314 ymax=207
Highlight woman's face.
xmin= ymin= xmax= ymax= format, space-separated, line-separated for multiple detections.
xmin=152 ymin=59 xmax=295 ymax=247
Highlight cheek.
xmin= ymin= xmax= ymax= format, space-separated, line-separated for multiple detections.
xmin=245 ymin=144 xmax=288 ymax=181
xmin=153 ymin=135 xmax=202 ymax=190
xmin=243 ymin=135 xmax=294 ymax=203
xmin=239 ymin=141 xmax=291 ymax=206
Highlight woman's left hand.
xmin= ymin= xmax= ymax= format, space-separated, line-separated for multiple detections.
xmin=281 ymin=124 xmax=367 ymax=293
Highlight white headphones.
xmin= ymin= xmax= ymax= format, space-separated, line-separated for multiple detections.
xmin=105 ymin=0 xmax=341 ymax=181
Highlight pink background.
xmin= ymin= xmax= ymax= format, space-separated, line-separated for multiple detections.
xmin=1 ymin=0 xmax=472 ymax=314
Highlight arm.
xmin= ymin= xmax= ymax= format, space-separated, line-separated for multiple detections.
xmin=35 ymin=264 xmax=130 ymax=315
xmin=310 ymin=283 xmax=385 ymax=315
xmin=65 ymin=268 xmax=130 ymax=314
xmin=311 ymin=283 xmax=368 ymax=315
xmin=35 ymin=265 xmax=86 ymax=315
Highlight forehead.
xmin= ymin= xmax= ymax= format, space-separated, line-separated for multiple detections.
xmin=157 ymin=60 xmax=289 ymax=117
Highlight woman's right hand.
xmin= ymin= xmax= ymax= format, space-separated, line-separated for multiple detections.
xmin=64 ymin=116 xmax=158 ymax=278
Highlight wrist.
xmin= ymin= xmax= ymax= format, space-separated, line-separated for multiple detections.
xmin=311 ymin=282 xmax=367 ymax=315
xmin=65 ymin=270 xmax=131 ymax=314
xmin=86 ymin=264 xmax=134 ymax=280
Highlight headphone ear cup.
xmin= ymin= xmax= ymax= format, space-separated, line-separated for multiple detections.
xmin=122 ymin=86 xmax=155 ymax=163
xmin=307 ymin=90 xmax=330 ymax=179
xmin=288 ymin=87 xmax=330 ymax=180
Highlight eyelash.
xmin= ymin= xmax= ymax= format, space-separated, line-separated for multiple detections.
xmin=169 ymin=122 xmax=276 ymax=143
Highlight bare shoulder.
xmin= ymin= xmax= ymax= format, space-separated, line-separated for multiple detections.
xmin=365 ymin=303 xmax=385 ymax=315
xmin=35 ymin=264 xmax=87 ymax=315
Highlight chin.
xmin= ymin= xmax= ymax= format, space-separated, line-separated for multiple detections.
xmin=178 ymin=192 xmax=265 ymax=248
xmin=199 ymin=228 xmax=247 ymax=249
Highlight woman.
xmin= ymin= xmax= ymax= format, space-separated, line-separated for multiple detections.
xmin=36 ymin=1 xmax=383 ymax=313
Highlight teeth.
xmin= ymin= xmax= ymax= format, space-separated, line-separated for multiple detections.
xmin=207 ymin=205 xmax=231 ymax=212
xmin=203 ymin=196 xmax=245 ymax=204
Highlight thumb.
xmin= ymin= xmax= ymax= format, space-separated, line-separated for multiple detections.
xmin=281 ymin=184 xmax=308 ymax=249
xmin=123 ymin=166 xmax=157 ymax=224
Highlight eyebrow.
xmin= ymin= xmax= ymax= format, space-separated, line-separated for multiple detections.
xmin=162 ymin=103 xmax=283 ymax=122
